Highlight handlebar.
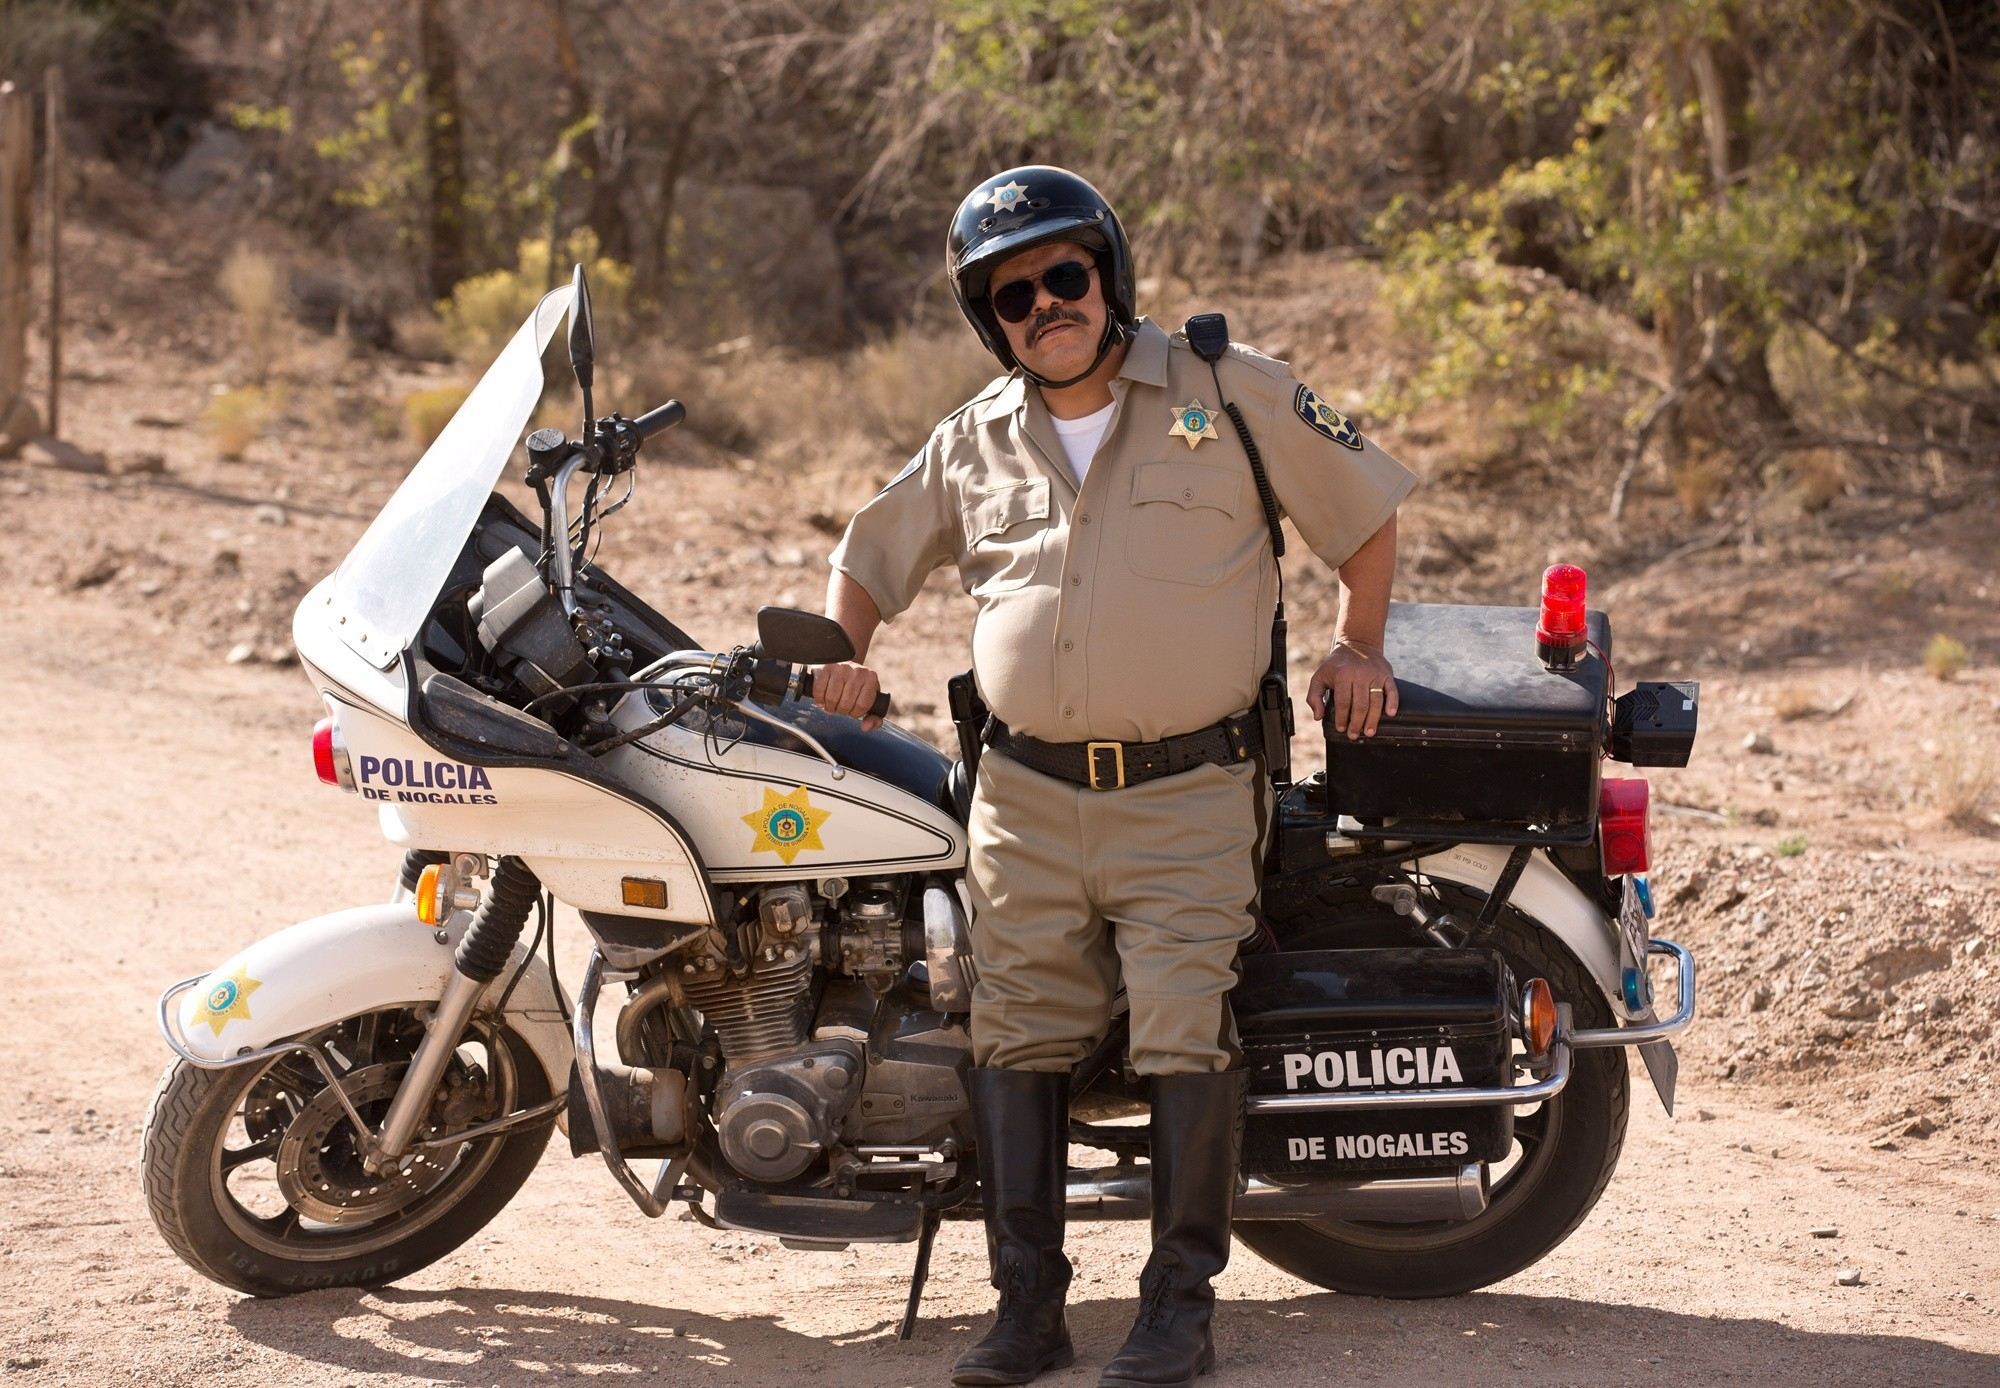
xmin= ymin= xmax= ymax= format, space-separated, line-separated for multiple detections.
xmin=797 ymin=667 xmax=893 ymax=721
xmin=631 ymin=399 xmax=686 ymax=440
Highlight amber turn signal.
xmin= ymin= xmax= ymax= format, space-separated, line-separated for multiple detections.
xmin=621 ymin=877 xmax=669 ymax=910
xmin=414 ymin=864 xmax=446 ymax=926
xmin=1522 ymin=977 xmax=1558 ymax=1059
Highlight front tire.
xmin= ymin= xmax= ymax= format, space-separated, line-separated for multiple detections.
xmin=141 ymin=1007 xmax=553 ymax=1296
xmin=1233 ymin=879 xmax=1630 ymax=1298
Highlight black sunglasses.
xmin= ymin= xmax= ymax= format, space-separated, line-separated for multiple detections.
xmin=989 ymin=259 xmax=1095 ymax=324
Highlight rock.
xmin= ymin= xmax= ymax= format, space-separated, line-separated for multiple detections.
xmin=1692 ymin=1108 xmax=1716 ymax=1122
xmin=1751 ymin=909 xmax=1771 ymax=935
xmin=68 ymin=556 xmax=122 ymax=590
xmin=161 ymin=122 xmax=250 ymax=201
xmin=1901 ymin=1115 xmax=1936 ymax=1139
xmin=1810 ymin=1225 xmax=1838 ymax=1238
xmin=136 ymin=578 xmax=163 ymax=597
xmin=263 ymin=644 xmax=295 ymax=665
xmin=1835 ymin=1268 xmax=1863 ymax=1287
xmin=1743 ymin=731 xmax=1777 ymax=755
xmin=1868 ymin=1136 xmax=1898 ymax=1151
xmin=134 ymin=413 xmax=183 ymax=429
xmin=253 ymin=503 xmax=289 ymax=526
xmin=212 ymin=548 xmax=240 ymax=574
xmin=1748 ymin=982 xmax=1774 ymax=1013
xmin=1821 ymin=991 xmax=1882 ymax=1021
xmin=21 ymin=435 xmax=107 ymax=474
xmin=112 ymin=451 xmax=168 ymax=476
xmin=1966 ymin=938 xmax=1988 ymax=959
xmin=226 ymin=642 xmax=257 ymax=665
xmin=1930 ymin=995 xmax=1953 ymax=1020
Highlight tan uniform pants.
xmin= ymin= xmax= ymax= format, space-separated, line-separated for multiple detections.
xmin=965 ymin=747 xmax=1270 ymax=1076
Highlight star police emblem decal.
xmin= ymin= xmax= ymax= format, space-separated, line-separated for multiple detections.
xmin=743 ymin=784 xmax=832 ymax=865
xmin=194 ymin=967 xmax=261 ymax=1037
xmin=984 ymin=179 xmax=1029 ymax=213
xmin=1168 ymin=398 xmax=1220 ymax=449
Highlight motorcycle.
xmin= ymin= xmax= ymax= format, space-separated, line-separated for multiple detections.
xmin=144 ymin=271 xmax=1700 ymax=1326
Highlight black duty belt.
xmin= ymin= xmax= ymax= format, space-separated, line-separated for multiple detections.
xmin=986 ymin=711 xmax=1263 ymax=791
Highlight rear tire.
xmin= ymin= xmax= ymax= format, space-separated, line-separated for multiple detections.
xmin=141 ymin=1010 xmax=553 ymax=1297
xmin=1233 ymin=878 xmax=1629 ymax=1298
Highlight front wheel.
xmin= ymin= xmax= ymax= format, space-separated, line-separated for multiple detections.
xmin=140 ymin=1005 xmax=554 ymax=1296
xmin=1233 ymin=880 xmax=1630 ymax=1298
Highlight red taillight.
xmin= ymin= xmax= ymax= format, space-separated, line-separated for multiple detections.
xmin=1598 ymin=776 xmax=1650 ymax=875
xmin=312 ymin=716 xmax=355 ymax=791
xmin=1537 ymin=563 xmax=1588 ymax=670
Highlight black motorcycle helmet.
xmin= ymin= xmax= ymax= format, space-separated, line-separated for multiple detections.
xmin=947 ymin=165 xmax=1136 ymax=389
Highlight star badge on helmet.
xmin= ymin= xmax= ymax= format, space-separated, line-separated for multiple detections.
xmin=984 ymin=179 xmax=1030 ymax=214
xmin=1168 ymin=399 xmax=1220 ymax=449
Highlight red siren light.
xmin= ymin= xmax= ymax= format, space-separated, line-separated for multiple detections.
xmin=1537 ymin=563 xmax=1588 ymax=671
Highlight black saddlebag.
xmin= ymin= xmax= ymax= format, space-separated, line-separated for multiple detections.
xmin=1325 ymin=600 xmax=1611 ymax=845
xmin=1234 ymin=948 xmax=1515 ymax=1175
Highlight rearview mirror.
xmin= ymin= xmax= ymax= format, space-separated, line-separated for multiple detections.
xmin=755 ymin=607 xmax=855 ymax=666
xmin=567 ymin=262 xmax=595 ymax=392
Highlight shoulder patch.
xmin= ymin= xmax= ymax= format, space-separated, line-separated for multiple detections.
xmin=876 ymin=450 xmax=924 ymax=495
xmin=1295 ymin=384 xmax=1364 ymax=450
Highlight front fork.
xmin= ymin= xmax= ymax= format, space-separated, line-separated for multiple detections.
xmin=366 ymin=853 xmax=540 ymax=1171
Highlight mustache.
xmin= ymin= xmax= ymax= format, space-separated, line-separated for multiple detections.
xmin=1030 ymin=307 xmax=1089 ymax=344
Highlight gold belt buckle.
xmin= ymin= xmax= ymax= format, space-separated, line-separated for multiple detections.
xmin=1085 ymin=741 xmax=1125 ymax=791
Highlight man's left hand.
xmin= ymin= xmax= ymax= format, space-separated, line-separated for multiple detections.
xmin=1307 ymin=641 xmax=1398 ymax=741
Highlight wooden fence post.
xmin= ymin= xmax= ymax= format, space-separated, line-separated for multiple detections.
xmin=0 ymin=81 xmax=38 ymax=455
xmin=44 ymin=65 xmax=62 ymax=440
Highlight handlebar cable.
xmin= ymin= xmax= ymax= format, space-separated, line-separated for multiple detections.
xmin=585 ymin=685 xmax=710 ymax=756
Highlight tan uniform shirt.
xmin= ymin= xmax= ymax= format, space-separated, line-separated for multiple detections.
xmin=829 ymin=317 xmax=1418 ymax=743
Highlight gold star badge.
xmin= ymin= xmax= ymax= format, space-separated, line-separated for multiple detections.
xmin=194 ymin=967 xmax=261 ymax=1038
xmin=742 ymin=784 xmax=832 ymax=865
xmin=1168 ymin=399 xmax=1220 ymax=450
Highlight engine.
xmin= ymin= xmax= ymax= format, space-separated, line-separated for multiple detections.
xmin=653 ymin=876 xmax=975 ymax=1184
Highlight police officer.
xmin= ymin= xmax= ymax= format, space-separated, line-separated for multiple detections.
xmin=816 ymin=167 xmax=1416 ymax=1388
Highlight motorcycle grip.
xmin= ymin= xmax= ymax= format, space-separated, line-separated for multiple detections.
xmin=797 ymin=668 xmax=892 ymax=721
xmin=632 ymin=399 xmax=686 ymax=439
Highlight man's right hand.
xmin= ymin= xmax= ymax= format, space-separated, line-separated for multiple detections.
xmin=813 ymin=660 xmax=885 ymax=730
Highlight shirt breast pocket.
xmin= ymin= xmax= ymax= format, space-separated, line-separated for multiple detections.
xmin=960 ymin=477 xmax=1051 ymax=594
xmin=1125 ymin=461 xmax=1243 ymax=585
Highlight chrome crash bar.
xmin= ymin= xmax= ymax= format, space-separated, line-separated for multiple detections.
xmin=1243 ymin=938 xmax=1695 ymax=1117
xmin=573 ymin=948 xmax=685 ymax=1218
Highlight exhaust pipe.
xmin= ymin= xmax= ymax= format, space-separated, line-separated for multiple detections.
xmin=1066 ymin=1162 xmax=1487 ymax=1224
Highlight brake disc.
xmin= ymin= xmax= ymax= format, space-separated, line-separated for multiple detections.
xmin=274 ymin=1063 xmax=455 ymax=1225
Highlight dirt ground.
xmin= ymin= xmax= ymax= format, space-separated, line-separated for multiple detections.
xmin=1 ymin=205 xmax=1998 ymax=1385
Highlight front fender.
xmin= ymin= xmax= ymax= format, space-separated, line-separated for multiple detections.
xmin=164 ymin=903 xmax=573 ymax=1090
xmin=1412 ymin=843 xmax=1639 ymax=1021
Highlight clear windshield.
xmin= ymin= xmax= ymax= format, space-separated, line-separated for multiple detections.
xmin=324 ymin=285 xmax=574 ymax=667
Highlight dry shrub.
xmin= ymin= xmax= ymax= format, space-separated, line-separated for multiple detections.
xmin=219 ymin=245 xmax=289 ymax=382
xmin=404 ymin=385 xmax=472 ymax=449
xmin=1771 ymin=684 xmax=1820 ymax=721
xmin=1924 ymin=633 xmax=1971 ymax=681
xmin=1916 ymin=719 xmax=1996 ymax=829
xmin=203 ymin=385 xmax=279 ymax=459
xmin=1670 ymin=453 xmax=1729 ymax=520
xmin=391 ymin=308 xmax=452 ymax=363
xmin=1778 ymin=448 xmax=1850 ymax=513
xmin=1874 ymin=568 xmax=1916 ymax=608
xmin=846 ymin=327 xmax=999 ymax=454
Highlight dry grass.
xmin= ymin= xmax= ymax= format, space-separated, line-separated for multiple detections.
xmin=202 ymin=384 xmax=280 ymax=460
xmin=1923 ymin=633 xmax=1970 ymax=681
xmin=218 ymin=245 xmax=289 ymax=382
xmin=1915 ymin=718 xmax=1996 ymax=829
xmin=1670 ymin=452 xmax=1729 ymax=520
xmin=404 ymin=385 xmax=473 ymax=449
xmin=1771 ymin=684 xmax=1822 ymax=721
xmin=1779 ymin=447 xmax=1850 ymax=513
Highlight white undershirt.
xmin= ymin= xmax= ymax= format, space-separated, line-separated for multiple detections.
xmin=1048 ymin=401 xmax=1116 ymax=485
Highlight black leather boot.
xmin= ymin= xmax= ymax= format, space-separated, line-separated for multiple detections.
xmin=951 ymin=1067 xmax=1076 ymax=1387
xmin=1098 ymin=1070 xmax=1247 ymax=1388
